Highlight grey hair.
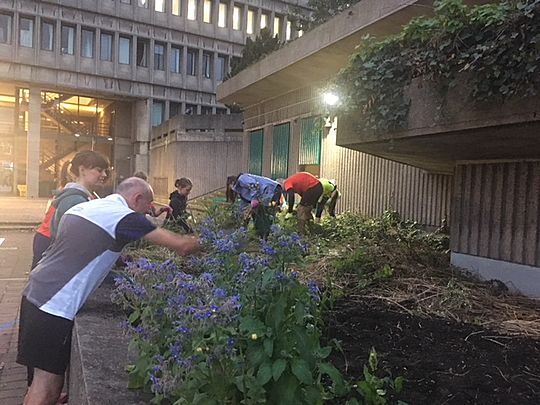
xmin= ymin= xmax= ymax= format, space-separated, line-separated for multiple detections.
xmin=117 ymin=177 xmax=153 ymax=200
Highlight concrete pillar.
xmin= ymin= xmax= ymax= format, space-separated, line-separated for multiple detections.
xmin=26 ymin=87 xmax=41 ymax=199
xmin=133 ymin=99 xmax=151 ymax=174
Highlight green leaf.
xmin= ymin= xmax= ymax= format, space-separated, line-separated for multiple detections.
xmin=128 ymin=310 xmax=140 ymax=324
xmin=257 ymin=361 xmax=273 ymax=385
xmin=291 ymin=358 xmax=313 ymax=385
xmin=263 ymin=338 xmax=274 ymax=357
xmin=272 ymin=358 xmax=287 ymax=381
xmin=319 ymin=362 xmax=346 ymax=395
xmin=294 ymin=301 xmax=306 ymax=324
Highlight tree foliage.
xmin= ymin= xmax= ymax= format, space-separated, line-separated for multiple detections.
xmin=295 ymin=0 xmax=362 ymax=31
xmin=228 ymin=28 xmax=282 ymax=78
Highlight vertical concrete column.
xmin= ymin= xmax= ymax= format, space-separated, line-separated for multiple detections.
xmin=289 ymin=118 xmax=300 ymax=175
xmin=262 ymin=125 xmax=272 ymax=178
xmin=133 ymin=99 xmax=151 ymax=174
xmin=26 ymin=87 xmax=41 ymax=199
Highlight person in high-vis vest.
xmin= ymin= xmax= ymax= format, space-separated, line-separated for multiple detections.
xmin=315 ymin=178 xmax=340 ymax=222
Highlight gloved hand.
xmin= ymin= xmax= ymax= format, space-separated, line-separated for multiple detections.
xmin=285 ymin=212 xmax=294 ymax=220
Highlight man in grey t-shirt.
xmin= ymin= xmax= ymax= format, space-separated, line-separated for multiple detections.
xmin=17 ymin=177 xmax=200 ymax=405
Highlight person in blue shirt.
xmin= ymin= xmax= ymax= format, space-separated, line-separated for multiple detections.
xmin=231 ymin=173 xmax=282 ymax=238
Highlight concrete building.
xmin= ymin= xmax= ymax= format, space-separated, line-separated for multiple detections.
xmin=216 ymin=0 xmax=540 ymax=297
xmin=0 ymin=0 xmax=308 ymax=198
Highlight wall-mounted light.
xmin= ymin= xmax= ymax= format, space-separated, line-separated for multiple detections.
xmin=322 ymin=92 xmax=339 ymax=106
xmin=74 ymin=133 xmax=80 ymax=137
xmin=107 ymin=137 xmax=113 ymax=141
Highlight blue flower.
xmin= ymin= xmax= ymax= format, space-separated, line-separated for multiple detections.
xmin=213 ymin=287 xmax=227 ymax=298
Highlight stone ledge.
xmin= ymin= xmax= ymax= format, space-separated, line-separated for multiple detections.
xmin=70 ymin=279 xmax=152 ymax=405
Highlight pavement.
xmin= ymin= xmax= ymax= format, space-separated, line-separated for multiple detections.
xmin=0 ymin=197 xmax=47 ymax=404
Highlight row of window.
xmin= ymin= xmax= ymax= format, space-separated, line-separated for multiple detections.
xmin=119 ymin=0 xmax=298 ymax=38
xmin=152 ymin=100 xmax=228 ymax=127
xmin=0 ymin=14 xmax=230 ymax=80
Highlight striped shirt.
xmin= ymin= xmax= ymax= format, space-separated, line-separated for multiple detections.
xmin=23 ymin=194 xmax=156 ymax=320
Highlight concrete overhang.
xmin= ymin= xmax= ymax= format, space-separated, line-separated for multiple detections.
xmin=337 ymin=79 xmax=540 ymax=174
xmin=217 ymin=0 xmax=490 ymax=107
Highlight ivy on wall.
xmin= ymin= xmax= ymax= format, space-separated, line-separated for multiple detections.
xmin=334 ymin=0 xmax=540 ymax=133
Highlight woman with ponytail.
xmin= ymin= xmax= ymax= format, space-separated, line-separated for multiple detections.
xmin=31 ymin=150 xmax=110 ymax=269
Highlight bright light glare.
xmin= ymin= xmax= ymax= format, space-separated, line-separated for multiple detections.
xmin=323 ymin=92 xmax=339 ymax=106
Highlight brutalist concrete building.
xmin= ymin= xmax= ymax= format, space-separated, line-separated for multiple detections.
xmin=0 ymin=0 xmax=308 ymax=198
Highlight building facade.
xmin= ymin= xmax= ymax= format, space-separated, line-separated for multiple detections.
xmin=0 ymin=0 xmax=308 ymax=198
xmin=218 ymin=0 xmax=540 ymax=297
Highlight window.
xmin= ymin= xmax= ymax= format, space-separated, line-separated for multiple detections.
xmin=19 ymin=17 xmax=33 ymax=48
xmin=40 ymin=21 xmax=54 ymax=51
xmin=201 ymin=106 xmax=212 ymax=115
xmin=120 ymin=0 xmax=131 ymax=3
xmin=152 ymin=101 xmax=164 ymax=127
xmin=202 ymin=52 xmax=212 ymax=79
xmin=260 ymin=13 xmax=268 ymax=30
xmin=273 ymin=16 xmax=281 ymax=37
xmin=137 ymin=0 xmax=148 ymax=8
xmin=216 ymin=55 xmax=227 ymax=81
xmin=172 ymin=0 xmax=181 ymax=16
xmin=136 ymin=38 xmax=149 ymax=67
xmin=0 ymin=14 xmax=12 ymax=44
xmin=232 ymin=6 xmax=241 ymax=30
xmin=100 ymin=32 xmax=113 ymax=61
xmin=170 ymin=46 xmax=181 ymax=73
xmin=185 ymin=103 xmax=196 ymax=115
xmin=203 ymin=0 xmax=212 ymax=23
xmin=246 ymin=10 xmax=254 ymax=35
xmin=170 ymin=102 xmax=180 ymax=117
xmin=187 ymin=0 xmax=197 ymax=21
xmin=154 ymin=43 xmax=165 ymax=70
xmin=218 ymin=3 xmax=227 ymax=28
xmin=61 ymin=24 xmax=75 ymax=54
xmin=286 ymin=20 xmax=291 ymax=41
xmin=81 ymin=29 xmax=94 ymax=58
xmin=155 ymin=0 xmax=165 ymax=12
xmin=119 ymin=36 xmax=131 ymax=64
xmin=187 ymin=49 xmax=197 ymax=76
xmin=216 ymin=108 xmax=227 ymax=115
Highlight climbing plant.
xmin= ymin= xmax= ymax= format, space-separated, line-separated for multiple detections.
xmin=334 ymin=0 xmax=540 ymax=133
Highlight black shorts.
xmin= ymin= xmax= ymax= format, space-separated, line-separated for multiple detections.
xmin=300 ymin=182 xmax=323 ymax=208
xmin=17 ymin=296 xmax=73 ymax=375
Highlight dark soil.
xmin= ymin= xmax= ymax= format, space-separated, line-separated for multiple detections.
xmin=327 ymin=298 xmax=540 ymax=405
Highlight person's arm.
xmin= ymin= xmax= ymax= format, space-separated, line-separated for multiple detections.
xmin=315 ymin=196 xmax=328 ymax=219
xmin=328 ymin=191 xmax=339 ymax=217
xmin=144 ymin=228 xmax=200 ymax=256
xmin=287 ymin=189 xmax=295 ymax=213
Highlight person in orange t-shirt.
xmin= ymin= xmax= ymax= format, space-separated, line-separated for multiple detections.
xmin=282 ymin=172 xmax=323 ymax=233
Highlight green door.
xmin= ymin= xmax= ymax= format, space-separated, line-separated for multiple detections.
xmin=271 ymin=123 xmax=290 ymax=179
xmin=248 ymin=129 xmax=263 ymax=175
xmin=299 ymin=117 xmax=322 ymax=165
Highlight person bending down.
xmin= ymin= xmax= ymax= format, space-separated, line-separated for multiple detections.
xmin=17 ymin=177 xmax=200 ymax=405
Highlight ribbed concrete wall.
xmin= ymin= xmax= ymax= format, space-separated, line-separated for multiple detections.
xmin=321 ymin=124 xmax=452 ymax=227
xmin=242 ymin=87 xmax=452 ymax=227
xmin=451 ymin=161 xmax=540 ymax=267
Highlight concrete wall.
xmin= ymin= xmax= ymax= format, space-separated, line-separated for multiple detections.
xmin=149 ymin=113 xmax=243 ymax=201
xmin=241 ymin=85 xmax=452 ymax=227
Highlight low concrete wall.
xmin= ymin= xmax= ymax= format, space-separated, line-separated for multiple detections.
xmin=451 ymin=252 xmax=540 ymax=298
xmin=70 ymin=279 xmax=151 ymax=405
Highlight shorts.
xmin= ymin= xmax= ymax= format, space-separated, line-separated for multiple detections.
xmin=300 ymin=182 xmax=323 ymax=208
xmin=17 ymin=296 xmax=73 ymax=375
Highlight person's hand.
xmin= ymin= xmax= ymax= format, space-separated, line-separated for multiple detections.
xmin=285 ymin=212 xmax=294 ymax=220
xmin=163 ymin=206 xmax=173 ymax=215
